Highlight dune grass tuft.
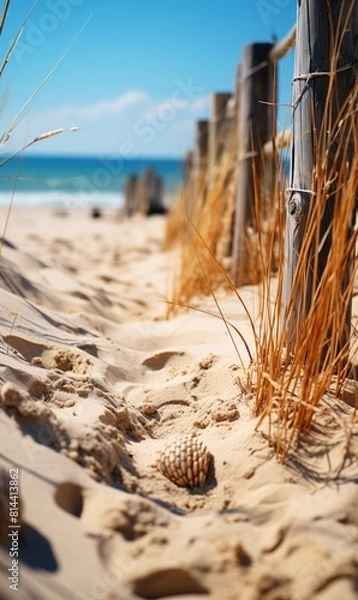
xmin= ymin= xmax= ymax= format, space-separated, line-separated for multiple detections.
xmin=166 ymin=139 xmax=238 ymax=316
xmin=255 ymin=107 xmax=358 ymax=461
xmin=167 ymin=3 xmax=358 ymax=462
xmin=254 ymin=5 xmax=358 ymax=460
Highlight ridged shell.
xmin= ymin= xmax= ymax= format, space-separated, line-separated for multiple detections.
xmin=157 ymin=435 xmax=210 ymax=488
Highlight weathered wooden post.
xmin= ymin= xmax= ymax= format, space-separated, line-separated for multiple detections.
xmin=184 ymin=149 xmax=195 ymax=217
xmin=224 ymin=63 xmax=242 ymax=154
xmin=234 ymin=62 xmax=242 ymax=105
xmin=194 ymin=120 xmax=209 ymax=173
xmin=231 ymin=42 xmax=276 ymax=285
xmin=184 ymin=150 xmax=194 ymax=183
xmin=208 ymin=92 xmax=232 ymax=173
xmin=193 ymin=119 xmax=209 ymax=201
xmin=124 ymin=174 xmax=139 ymax=217
xmin=141 ymin=167 xmax=165 ymax=215
xmin=284 ymin=0 xmax=358 ymax=355
xmin=224 ymin=98 xmax=237 ymax=152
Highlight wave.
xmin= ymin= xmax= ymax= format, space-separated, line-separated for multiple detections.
xmin=0 ymin=190 xmax=126 ymax=209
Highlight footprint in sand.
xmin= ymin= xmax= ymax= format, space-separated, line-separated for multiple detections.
xmin=54 ymin=485 xmax=210 ymax=598
xmin=4 ymin=336 xmax=94 ymax=377
xmin=132 ymin=567 xmax=209 ymax=598
xmin=0 ymin=379 xmax=140 ymax=485
xmin=142 ymin=351 xmax=185 ymax=371
xmin=54 ymin=482 xmax=84 ymax=518
xmin=34 ymin=346 xmax=93 ymax=375
xmin=0 ymin=382 xmax=69 ymax=451
xmin=3 ymin=335 xmax=48 ymax=362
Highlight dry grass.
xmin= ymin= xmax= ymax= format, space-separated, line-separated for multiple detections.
xmin=0 ymin=0 xmax=84 ymax=257
xmin=166 ymin=140 xmax=238 ymax=315
xmin=254 ymin=2 xmax=358 ymax=460
xmin=255 ymin=143 xmax=358 ymax=460
xmin=162 ymin=188 xmax=189 ymax=250
xmin=167 ymin=1 xmax=358 ymax=462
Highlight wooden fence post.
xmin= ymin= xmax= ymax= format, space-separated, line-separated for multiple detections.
xmin=184 ymin=150 xmax=195 ymax=217
xmin=234 ymin=62 xmax=242 ymax=105
xmin=193 ymin=119 xmax=209 ymax=198
xmin=194 ymin=120 xmax=209 ymax=172
xmin=231 ymin=42 xmax=276 ymax=286
xmin=124 ymin=174 xmax=139 ymax=217
xmin=208 ymin=92 xmax=232 ymax=173
xmin=141 ymin=167 xmax=164 ymax=215
xmin=284 ymin=0 xmax=358 ymax=354
xmin=228 ymin=63 xmax=242 ymax=147
xmin=184 ymin=150 xmax=194 ymax=183
xmin=225 ymin=63 xmax=242 ymax=154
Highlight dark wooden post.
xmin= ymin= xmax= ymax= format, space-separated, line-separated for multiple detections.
xmin=231 ymin=43 xmax=276 ymax=286
xmin=208 ymin=92 xmax=231 ymax=172
xmin=184 ymin=149 xmax=195 ymax=217
xmin=194 ymin=120 xmax=209 ymax=173
xmin=193 ymin=119 xmax=209 ymax=201
xmin=222 ymin=63 xmax=242 ymax=157
xmin=141 ymin=167 xmax=164 ymax=215
xmin=184 ymin=150 xmax=194 ymax=184
xmin=225 ymin=63 xmax=242 ymax=154
xmin=125 ymin=175 xmax=139 ymax=216
xmin=284 ymin=0 xmax=358 ymax=354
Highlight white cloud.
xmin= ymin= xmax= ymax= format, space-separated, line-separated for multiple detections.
xmin=189 ymin=94 xmax=210 ymax=113
xmin=17 ymin=88 xmax=210 ymax=156
xmin=145 ymin=93 xmax=210 ymax=119
xmin=42 ymin=90 xmax=150 ymax=120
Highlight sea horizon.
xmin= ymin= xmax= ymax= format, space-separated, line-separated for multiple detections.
xmin=0 ymin=154 xmax=184 ymax=209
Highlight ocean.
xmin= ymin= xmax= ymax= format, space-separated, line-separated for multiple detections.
xmin=0 ymin=154 xmax=184 ymax=209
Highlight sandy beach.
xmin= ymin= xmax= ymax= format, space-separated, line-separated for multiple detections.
xmin=0 ymin=207 xmax=357 ymax=600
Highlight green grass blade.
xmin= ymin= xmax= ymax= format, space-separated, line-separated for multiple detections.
xmin=1 ymin=14 xmax=92 ymax=144
xmin=0 ymin=0 xmax=11 ymax=36
xmin=0 ymin=1 xmax=39 ymax=78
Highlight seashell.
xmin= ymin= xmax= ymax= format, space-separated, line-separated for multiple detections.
xmin=157 ymin=435 xmax=210 ymax=488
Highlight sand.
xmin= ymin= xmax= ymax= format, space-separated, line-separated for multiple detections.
xmin=0 ymin=207 xmax=357 ymax=600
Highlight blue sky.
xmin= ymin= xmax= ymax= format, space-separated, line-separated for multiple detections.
xmin=0 ymin=0 xmax=296 ymax=157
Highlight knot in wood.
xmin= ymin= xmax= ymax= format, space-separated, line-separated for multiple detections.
xmin=288 ymin=193 xmax=305 ymax=222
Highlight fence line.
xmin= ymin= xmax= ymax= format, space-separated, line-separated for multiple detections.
xmin=182 ymin=23 xmax=296 ymax=285
xmin=182 ymin=4 xmax=356 ymax=363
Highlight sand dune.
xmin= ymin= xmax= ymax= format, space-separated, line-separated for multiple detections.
xmin=0 ymin=208 xmax=357 ymax=600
